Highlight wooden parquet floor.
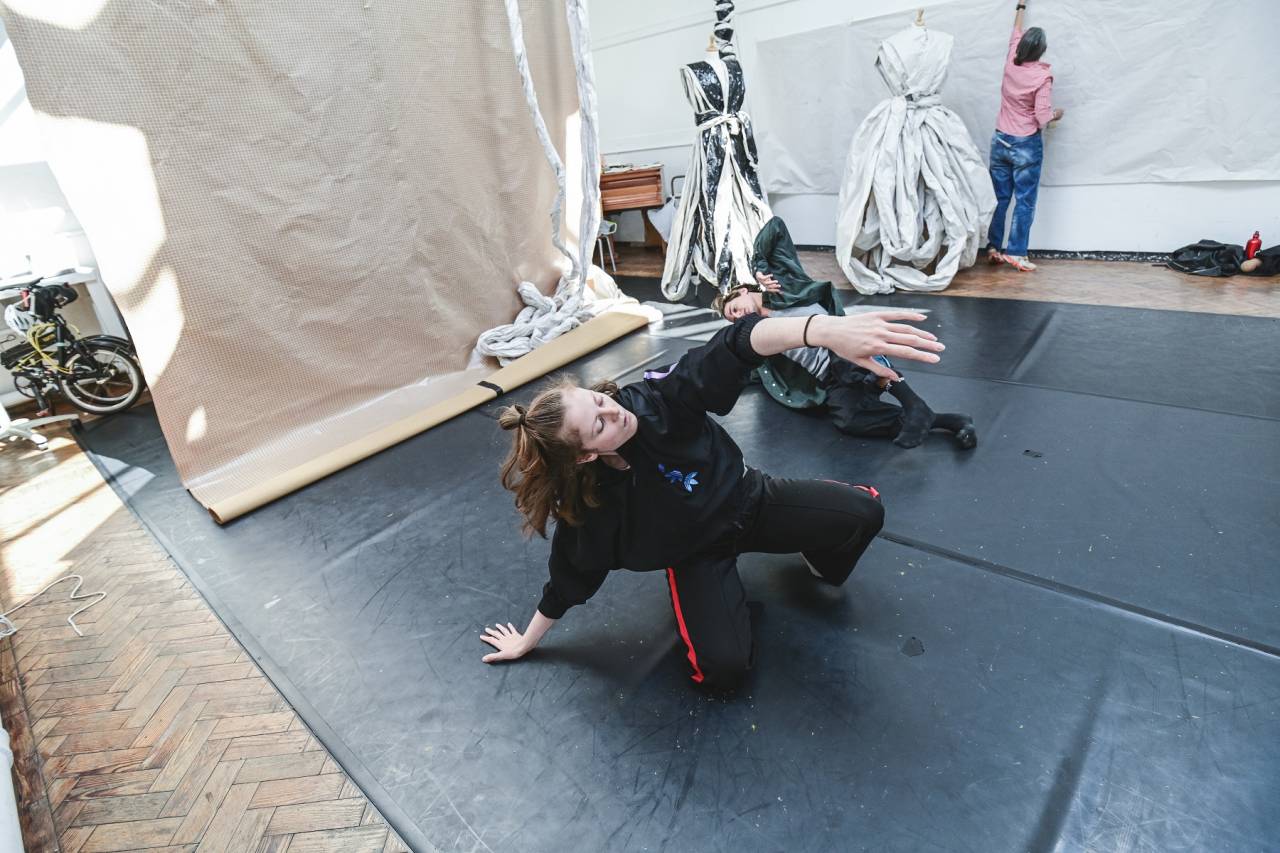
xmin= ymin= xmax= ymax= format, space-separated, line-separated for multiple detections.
xmin=609 ymin=244 xmax=1280 ymax=318
xmin=0 ymin=433 xmax=409 ymax=853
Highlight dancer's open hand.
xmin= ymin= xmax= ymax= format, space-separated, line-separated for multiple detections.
xmin=816 ymin=311 xmax=943 ymax=381
xmin=480 ymin=623 xmax=530 ymax=663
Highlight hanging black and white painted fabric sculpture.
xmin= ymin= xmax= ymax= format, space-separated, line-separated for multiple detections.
xmin=835 ymin=26 xmax=995 ymax=294
xmin=660 ymin=1 xmax=772 ymax=301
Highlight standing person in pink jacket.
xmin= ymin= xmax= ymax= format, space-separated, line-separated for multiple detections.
xmin=986 ymin=0 xmax=1064 ymax=272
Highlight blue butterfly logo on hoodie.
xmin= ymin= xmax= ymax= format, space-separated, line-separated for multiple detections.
xmin=657 ymin=464 xmax=699 ymax=493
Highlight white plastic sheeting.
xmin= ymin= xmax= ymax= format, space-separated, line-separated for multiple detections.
xmin=755 ymin=0 xmax=1279 ymax=193
xmin=835 ymin=26 xmax=995 ymax=294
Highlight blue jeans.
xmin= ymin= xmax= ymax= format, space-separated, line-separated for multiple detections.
xmin=987 ymin=130 xmax=1043 ymax=257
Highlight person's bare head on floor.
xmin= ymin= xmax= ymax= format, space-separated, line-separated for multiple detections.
xmin=712 ymin=286 xmax=766 ymax=321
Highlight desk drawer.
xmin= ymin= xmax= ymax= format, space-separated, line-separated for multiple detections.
xmin=601 ymin=168 xmax=663 ymax=211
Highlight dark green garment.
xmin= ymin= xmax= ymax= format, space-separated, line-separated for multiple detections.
xmin=751 ymin=217 xmax=845 ymax=410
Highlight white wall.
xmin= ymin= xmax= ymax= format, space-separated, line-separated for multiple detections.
xmin=0 ymin=19 xmax=123 ymax=407
xmin=589 ymin=0 xmax=1279 ymax=251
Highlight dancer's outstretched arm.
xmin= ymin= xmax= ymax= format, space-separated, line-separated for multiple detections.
xmin=749 ymin=311 xmax=942 ymax=381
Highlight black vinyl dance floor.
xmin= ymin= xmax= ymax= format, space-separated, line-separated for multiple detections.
xmin=77 ymin=286 xmax=1280 ymax=852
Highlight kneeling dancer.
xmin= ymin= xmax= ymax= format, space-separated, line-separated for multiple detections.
xmin=481 ymin=310 xmax=943 ymax=688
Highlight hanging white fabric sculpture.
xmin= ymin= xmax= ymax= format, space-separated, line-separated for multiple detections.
xmin=660 ymin=0 xmax=773 ymax=301
xmin=835 ymin=26 xmax=995 ymax=295
xmin=474 ymin=0 xmax=630 ymax=365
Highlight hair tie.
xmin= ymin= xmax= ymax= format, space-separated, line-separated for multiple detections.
xmin=516 ymin=405 xmax=527 ymax=427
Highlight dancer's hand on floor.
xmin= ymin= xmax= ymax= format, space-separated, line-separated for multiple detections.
xmin=481 ymin=622 xmax=530 ymax=663
xmin=816 ymin=311 xmax=942 ymax=381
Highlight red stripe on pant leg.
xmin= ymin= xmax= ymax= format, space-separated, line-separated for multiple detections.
xmin=666 ymin=568 xmax=704 ymax=684
xmin=822 ymin=478 xmax=880 ymax=500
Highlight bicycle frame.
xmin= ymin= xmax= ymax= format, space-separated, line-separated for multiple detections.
xmin=6 ymin=305 xmax=105 ymax=408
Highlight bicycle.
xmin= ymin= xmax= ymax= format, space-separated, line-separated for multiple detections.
xmin=1 ymin=273 xmax=145 ymax=416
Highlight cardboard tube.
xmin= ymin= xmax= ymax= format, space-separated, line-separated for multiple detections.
xmin=204 ymin=311 xmax=649 ymax=523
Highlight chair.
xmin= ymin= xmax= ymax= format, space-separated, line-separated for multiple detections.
xmin=0 ymin=399 xmax=78 ymax=450
xmin=597 ymin=218 xmax=618 ymax=274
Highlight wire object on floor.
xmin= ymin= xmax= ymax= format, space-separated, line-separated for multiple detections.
xmin=0 ymin=574 xmax=106 ymax=638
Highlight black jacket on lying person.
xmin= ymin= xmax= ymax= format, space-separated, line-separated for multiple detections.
xmin=537 ymin=316 xmax=768 ymax=620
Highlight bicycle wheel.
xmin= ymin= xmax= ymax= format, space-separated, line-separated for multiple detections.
xmin=58 ymin=345 xmax=144 ymax=414
xmin=81 ymin=335 xmax=147 ymax=391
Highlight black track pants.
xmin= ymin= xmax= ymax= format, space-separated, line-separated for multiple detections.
xmin=665 ymin=476 xmax=884 ymax=687
xmin=823 ymin=356 xmax=903 ymax=438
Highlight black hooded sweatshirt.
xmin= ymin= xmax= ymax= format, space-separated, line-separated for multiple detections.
xmin=537 ymin=315 xmax=767 ymax=619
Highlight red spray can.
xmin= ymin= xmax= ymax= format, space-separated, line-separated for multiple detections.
xmin=1245 ymin=231 xmax=1262 ymax=259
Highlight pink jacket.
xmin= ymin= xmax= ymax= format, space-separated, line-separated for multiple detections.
xmin=995 ymin=27 xmax=1054 ymax=136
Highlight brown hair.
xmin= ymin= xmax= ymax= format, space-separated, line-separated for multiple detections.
xmin=497 ymin=376 xmax=620 ymax=538
xmin=711 ymin=285 xmax=753 ymax=318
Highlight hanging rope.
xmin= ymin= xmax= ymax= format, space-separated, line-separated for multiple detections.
xmin=474 ymin=0 xmax=603 ymax=365
xmin=565 ymin=0 xmax=602 ymax=286
xmin=713 ymin=0 xmax=737 ymax=59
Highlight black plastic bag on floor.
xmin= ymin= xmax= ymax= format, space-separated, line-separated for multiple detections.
xmin=1252 ymin=246 xmax=1280 ymax=276
xmin=1166 ymin=239 xmax=1280 ymax=276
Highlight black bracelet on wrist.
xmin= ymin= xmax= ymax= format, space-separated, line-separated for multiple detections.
xmin=802 ymin=315 xmax=815 ymax=348
xmin=1016 ymin=3 xmax=1026 ymax=8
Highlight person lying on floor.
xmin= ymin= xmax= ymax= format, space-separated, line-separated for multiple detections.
xmin=711 ymin=216 xmax=976 ymax=450
xmin=480 ymin=309 xmax=944 ymax=689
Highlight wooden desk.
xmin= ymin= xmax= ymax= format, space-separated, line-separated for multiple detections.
xmin=601 ymin=166 xmax=665 ymax=248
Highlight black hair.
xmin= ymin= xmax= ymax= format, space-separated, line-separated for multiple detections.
xmin=1014 ymin=27 xmax=1047 ymax=65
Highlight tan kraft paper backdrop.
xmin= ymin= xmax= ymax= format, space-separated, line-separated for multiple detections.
xmin=1 ymin=1 xmax=641 ymax=521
